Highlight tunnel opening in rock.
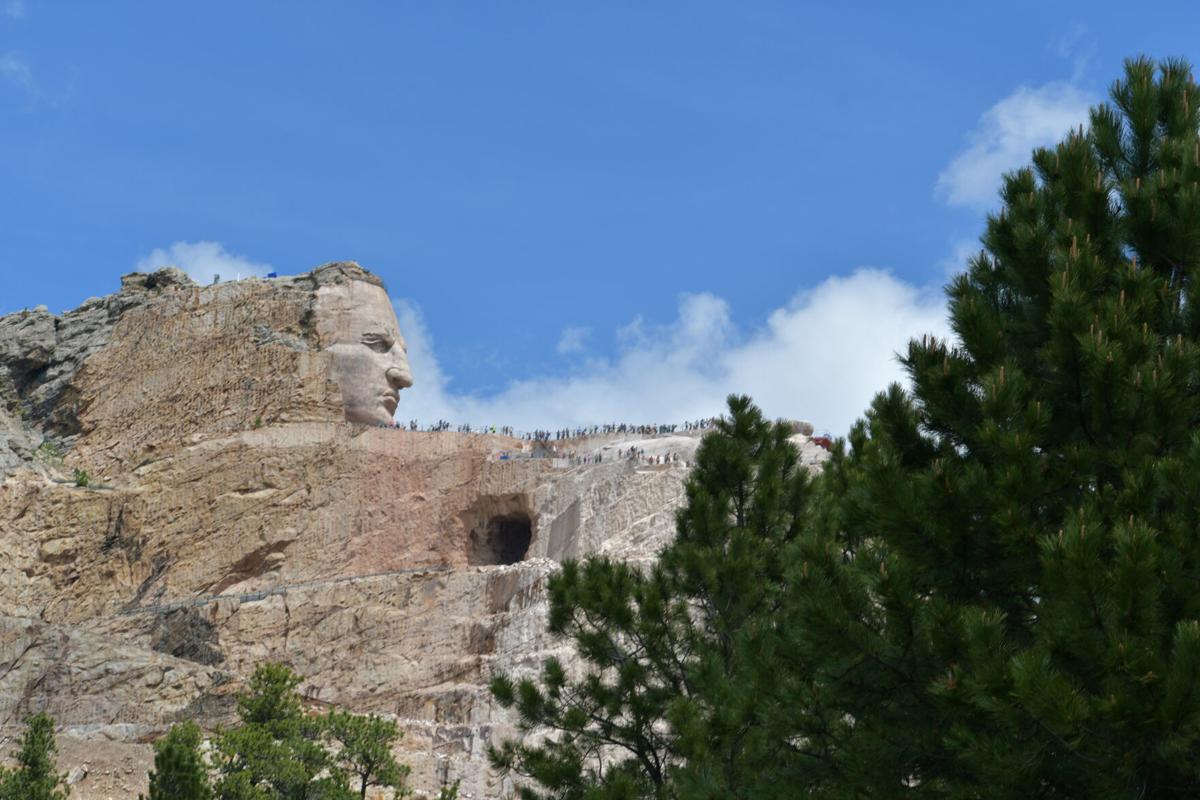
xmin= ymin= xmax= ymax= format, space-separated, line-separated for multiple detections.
xmin=469 ymin=512 xmax=533 ymax=566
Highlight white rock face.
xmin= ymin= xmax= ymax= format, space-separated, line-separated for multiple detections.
xmin=0 ymin=266 xmax=830 ymax=799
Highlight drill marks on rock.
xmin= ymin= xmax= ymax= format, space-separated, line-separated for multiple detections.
xmin=68 ymin=275 xmax=343 ymax=471
xmin=101 ymin=501 xmax=143 ymax=564
xmin=208 ymin=537 xmax=296 ymax=597
xmin=150 ymin=608 xmax=224 ymax=666
xmin=130 ymin=555 xmax=170 ymax=608
xmin=0 ymin=613 xmax=236 ymax=731
xmin=117 ymin=566 xmax=456 ymax=618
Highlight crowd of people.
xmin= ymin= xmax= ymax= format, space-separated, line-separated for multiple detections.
xmin=357 ymin=416 xmax=731 ymax=471
xmin=365 ymin=413 xmax=829 ymax=466
xmin=617 ymin=447 xmax=683 ymax=465
xmin=401 ymin=420 xmax=519 ymax=435
xmin=520 ymin=419 xmax=718 ymax=441
xmin=384 ymin=417 xmax=720 ymax=441
xmin=492 ymin=446 xmax=686 ymax=468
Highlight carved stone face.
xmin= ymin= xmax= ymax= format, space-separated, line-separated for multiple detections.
xmin=313 ymin=278 xmax=413 ymax=425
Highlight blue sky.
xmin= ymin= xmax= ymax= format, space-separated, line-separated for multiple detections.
xmin=2 ymin=2 xmax=1198 ymax=432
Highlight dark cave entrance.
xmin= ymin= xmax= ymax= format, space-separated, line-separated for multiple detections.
xmin=469 ymin=512 xmax=533 ymax=566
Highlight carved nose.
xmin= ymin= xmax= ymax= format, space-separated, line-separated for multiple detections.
xmin=387 ymin=366 xmax=413 ymax=390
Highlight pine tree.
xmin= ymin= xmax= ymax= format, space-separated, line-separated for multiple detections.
xmin=788 ymin=56 xmax=1200 ymax=797
xmin=0 ymin=713 xmax=68 ymax=800
xmin=490 ymin=395 xmax=814 ymax=799
xmin=142 ymin=721 xmax=212 ymax=800
xmin=213 ymin=663 xmax=352 ymax=800
xmin=208 ymin=663 xmax=420 ymax=800
xmin=323 ymin=710 xmax=410 ymax=800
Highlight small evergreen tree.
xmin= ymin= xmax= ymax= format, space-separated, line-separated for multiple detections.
xmin=323 ymin=710 xmax=410 ymax=800
xmin=142 ymin=721 xmax=212 ymax=800
xmin=213 ymin=663 xmax=351 ymax=800
xmin=0 ymin=713 xmax=68 ymax=800
xmin=489 ymin=395 xmax=813 ymax=799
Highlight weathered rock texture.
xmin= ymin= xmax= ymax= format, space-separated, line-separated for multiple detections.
xmin=0 ymin=265 xmax=828 ymax=798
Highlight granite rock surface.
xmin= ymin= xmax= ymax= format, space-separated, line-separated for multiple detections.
xmin=0 ymin=265 xmax=829 ymax=798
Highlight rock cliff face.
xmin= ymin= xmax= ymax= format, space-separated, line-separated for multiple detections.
xmin=0 ymin=264 xmax=828 ymax=798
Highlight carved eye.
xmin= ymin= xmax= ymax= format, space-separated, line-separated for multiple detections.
xmin=362 ymin=334 xmax=393 ymax=353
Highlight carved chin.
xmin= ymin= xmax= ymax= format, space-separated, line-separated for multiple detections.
xmin=344 ymin=400 xmax=395 ymax=426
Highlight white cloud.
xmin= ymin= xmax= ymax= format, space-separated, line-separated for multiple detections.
xmin=1049 ymin=23 xmax=1096 ymax=83
xmin=394 ymin=269 xmax=951 ymax=436
xmin=935 ymin=82 xmax=1094 ymax=211
xmin=135 ymin=241 xmax=273 ymax=285
xmin=4 ymin=0 xmax=25 ymax=20
xmin=556 ymin=326 xmax=591 ymax=355
xmin=0 ymin=53 xmax=33 ymax=93
xmin=938 ymin=238 xmax=982 ymax=281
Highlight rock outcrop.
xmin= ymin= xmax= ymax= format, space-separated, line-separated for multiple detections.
xmin=0 ymin=264 xmax=828 ymax=798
